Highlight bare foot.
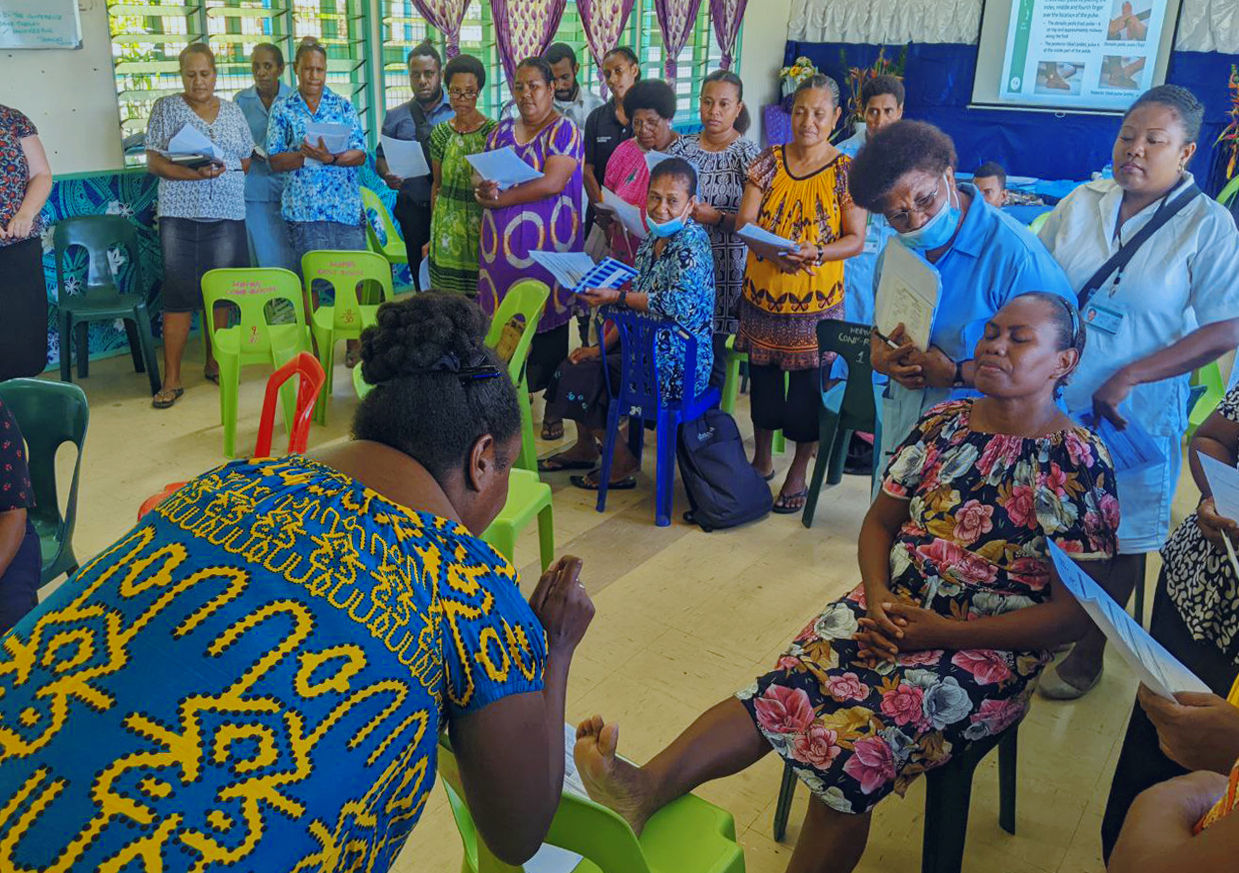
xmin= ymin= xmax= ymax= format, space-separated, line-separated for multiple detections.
xmin=574 ymin=715 xmax=656 ymax=835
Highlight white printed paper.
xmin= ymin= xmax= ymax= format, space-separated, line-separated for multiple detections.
xmin=1200 ymin=454 xmax=1239 ymax=522
xmin=380 ymin=134 xmax=430 ymax=178
xmin=735 ymin=222 xmax=800 ymax=254
xmin=466 ymin=146 xmax=544 ymax=190
xmin=874 ymin=241 xmax=940 ymax=352
xmin=600 ymin=187 xmax=647 ymax=240
xmin=530 ymin=251 xmax=637 ymax=293
xmin=644 ymin=149 xmax=674 ymax=173
xmin=303 ymin=122 xmax=351 ymax=167
xmin=166 ymin=124 xmax=222 ymax=162
xmin=1049 ymin=542 xmax=1211 ymax=699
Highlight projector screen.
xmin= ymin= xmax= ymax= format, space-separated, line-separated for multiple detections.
xmin=971 ymin=0 xmax=1184 ymax=113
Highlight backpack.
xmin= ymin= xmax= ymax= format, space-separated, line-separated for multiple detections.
xmin=677 ymin=409 xmax=773 ymax=532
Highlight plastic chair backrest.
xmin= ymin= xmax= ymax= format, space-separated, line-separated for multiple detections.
xmin=437 ymin=735 xmax=654 ymax=873
xmin=201 ymin=268 xmax=306 ymax=361
xmin=600 ymin=307 xmax=699 ymax=410
xmin=53 ymin=215 xmax=140 ymax=298
xmin=1219 ymin=175 xmax=1239 ymax=208
xmin=301 ymin=249 xmax=393 ymax=330
xmin=485 ymin=279 xmax=550 ymax=384
xmin=255 ymin=352 xmax=326 ymax=456
xmin=361 ymin=186 xmax=403 ymax=252
xmin=818 ymin=319 xmax=877 ymax=427
xmin=1027 ymin=211 xmax=1050 ymax=235
xmin=0 ymin=379 xmax=88 ymax=580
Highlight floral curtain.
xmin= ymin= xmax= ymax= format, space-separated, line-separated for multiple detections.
xmin=708 ymin=0 xmax=747 ymax=69
xmin=654 ymin=0 xmax=704 ymax=79
xmin=411 ymin=0 xmax=470 ymax=58
xmin=493 ymin=0 xmax=569 ymax=88
xmin=578 ymin=0 xmax=637 ymax=96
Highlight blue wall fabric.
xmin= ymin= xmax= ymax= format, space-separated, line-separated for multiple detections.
xmin=784 ymin=41 xmax=1238 ymax=194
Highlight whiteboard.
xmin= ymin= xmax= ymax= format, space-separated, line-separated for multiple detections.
xmin=0 ymin=0 xmax=82 ymax=50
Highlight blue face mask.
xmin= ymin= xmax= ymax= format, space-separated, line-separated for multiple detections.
xmin=898 ymin=177 xmax=961 ymax=251
xmin=645 ymin=206 xmax=690 ymax=239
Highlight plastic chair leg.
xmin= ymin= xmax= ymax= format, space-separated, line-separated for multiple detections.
xmin=921 ymin=757 xmax=977 ymax=873
xmin=58 ymin=311 xmax=73 ymax=383
xmin=536 ymin=503 xmax=555 ymax=571
xmin=596 ymin=406 xmax=623 ymax=513
xmin=313 ymin=331 xmax=334 ymax=425
xmin=219 ymin=357 xmax=240 ymax=458
xmin=75 ymin=321 xmax=90 ymax=379
xmin=1133 ymin=578 xmax=1146 ymax=628
xmin=802 ymin=414 xmax=840 ymax=530
xmin=825 ymin=427 xmax=852 ymax=487
xmin=654 ymin=411 xmax=675 ymax=527
xmin=772 ymin=762 xmax=796 ymax=842
xmin=998 ymin=728 xmax=1018 ymax=835
xmin=721 ymin=353 xmax=742 ymax=416
xmin=517 ymin=385 xmax=537 ymax=472
xmin=124 ymin=318 xmax=145 ymax=373
xmin=135 ymin=305 xmax=162 ymax=395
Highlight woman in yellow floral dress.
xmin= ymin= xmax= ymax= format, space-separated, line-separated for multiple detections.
xmin=735 ymin=74 xmax=866 ymax=512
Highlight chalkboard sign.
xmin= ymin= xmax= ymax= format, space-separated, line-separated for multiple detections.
xmin=0 ymin=0 xmax=82 ymax=50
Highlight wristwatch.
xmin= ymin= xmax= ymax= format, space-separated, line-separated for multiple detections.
xmin=618 ymin=287 xmax=629 ymax=307
xmin=952 ymin=360 xmax=967 ymax=388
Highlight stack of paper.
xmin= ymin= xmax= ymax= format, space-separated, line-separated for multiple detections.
xmin=163 ymin=125 xmax=223 ymax=168
xmin=303 ymin=122 xmax=352 ymax=167
xmin=874 ymin=241 xmax=940 ymax=352
xmin=1072 ymin=412 xmax=1164 ymax=475
xmin=380 ymin=134 xmax=430 ymax=178
xmin=466 ymin=146 xmax=544 ymax=190
xmin=597 ymin=187 xmax=646 ymax=240
xmin=530 ymin=251 xmax=637 ymax=293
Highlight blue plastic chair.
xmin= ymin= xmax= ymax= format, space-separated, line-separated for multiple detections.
xmin=595 ymin=308 xmax=720 ymax=527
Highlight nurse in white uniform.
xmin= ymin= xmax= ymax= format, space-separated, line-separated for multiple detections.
xmin=1037 ymin=85 xmax=1239 ymax=698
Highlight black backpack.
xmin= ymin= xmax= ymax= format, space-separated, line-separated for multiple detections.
xmin=677 ymin=409 xmax=773 ymax=532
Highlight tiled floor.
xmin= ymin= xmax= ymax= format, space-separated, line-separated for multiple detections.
xmin=44 ymin=336 xmax=1184 ymax=873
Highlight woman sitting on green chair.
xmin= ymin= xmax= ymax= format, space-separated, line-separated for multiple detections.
xmin=0 ymin=395 xmax=39 ymax=633
xmin=573 ymin=294 xmax=1117 ymax=873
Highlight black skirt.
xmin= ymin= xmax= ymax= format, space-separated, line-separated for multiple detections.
xmin=544 ymin=352 xmax=623 ymax=431
xmin=0 ymin=237 xmax=48 ymax=380
xmin=159 ymin=217 xmax=249 ymax=313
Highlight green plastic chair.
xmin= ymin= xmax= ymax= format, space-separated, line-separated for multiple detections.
xmin=802 ymin=320 xmax=884 ymax=529
xmin=720 ymin=335 xmax=785 ymax=455
xmin=485 ymin=279 xmax=550 ymax=473
xmin=1188 ymin=361 xmax=1226 ymax=440
xmin=481 ymin=468 xmax=555 ymax=572
xmin=361 ymin=186 xmax=409 ymax=267
xmin=438 ymin=734 xmax=745 ymax=873
xmin=303 ymin=249 xmax=393 ymax=424
xmin=1028 ymin=211 xmax=1050 ymax=234
xmin=0 ymin=379 xmax=88 ymax=586
xmin=1218 ymin=174 xmax=1239 ymax=208
xmin=53 ymin=215 xmax=161 ymax=395
xmin=201 ymin=268 xmax=313 ymax=457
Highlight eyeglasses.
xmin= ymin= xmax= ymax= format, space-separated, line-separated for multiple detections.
xmin=449 ymin=88 xmax=478 ymax=100
xmin=884 ymin=180 xmax=943 ymax=230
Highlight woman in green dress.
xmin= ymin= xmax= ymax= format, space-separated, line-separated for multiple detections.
xmin=429 ymin=53 xmax=498 ymax=295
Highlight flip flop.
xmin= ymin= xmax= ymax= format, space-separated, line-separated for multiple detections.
xmin=772 ymin=488 xmax=808 ymax=514
xmin=570 ymin=473 xmax=637 ymax=491
xmin=204 ymin=370 xmax=220 ymax=385
xmin=757 ymin=468 xmax=776 ymax=482
xmin=541 ymin=420 xmax=565 ymax=441
xmin=538 ymin=454 xmax=598 ymax=472
xmin=151 ymin=387 xmax=185 ymax=409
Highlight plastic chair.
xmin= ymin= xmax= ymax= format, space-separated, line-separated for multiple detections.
xmin=480 ymin=468 xmax=555 ymax=572
xmin=361 ymin=186 xmax=409 ymax=267
xmin=0 ymin=379 xmax=88 ymax=586
xmin=802 ymin=320 xmax=885 ymax=528
xmin=438 ymin=734 xmax=745 ymax=873
xmin=1028 ymin=211 xmax=1050 ymax=234
xmin=771 ymin=723 xmax=1021 ymax=873
xmin=596 ymin=309 xmax=721 ymax=527
xmin=201 ymin=268 xmax=313 ymax=457
xmin=1187 ymin=361 xmax=1226 ymax=440
xmin=303 ymin=249 xmax=393 ymax=424
xmin=485 ymin=279 xmax=550 ymax=473
xmin=1218 ymin=174 xmax=1239 ymax=209
xmin=720 ymin=335 xmax=784 ymax=454
xmin=255 ymin=352 xmax=325 ymax=456
xmin=53 ymin=215 xmax=161 ymax=395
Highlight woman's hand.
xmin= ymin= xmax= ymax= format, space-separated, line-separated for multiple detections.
xmin=474 ymin=180 xmax=503 ymax=208
xmin=776 ymin=242 xmax=820 ymax=274
xmin=300 ymin=137 xmax=333 ymax=165
xmin=593 ymin=209 xmax=615 ymax=231
xmin=1137 ymin=685 xmax=1239 ymax=775
xmin=569 ymin=346 xmax=600 ymax=365
xmin=1093 ymin=366 xmax=1137 ymax=429
xmin=2 ymin=209 xmax=37 ymax=239
xmin=870 ymin=325 xmax=924 ymax=388
xmin=904 ymin=345 xmax=956 ymax=389
xmin=384 ymin=173 xmax=403 ymax=190
xmin=691 ymin=202 xmax=723 ymax=227
xmin=880 ymin=602 xmax=956 ymax=651
xmin=195 ymin=163 xmax=225 ymax=181
xmin=529 ymin=556 xmax=594 ymax=656
xmin=578 ymin=287 xmax=620 ymax=308
xmin=1196 ymin=497 xmax=1239 ymax=549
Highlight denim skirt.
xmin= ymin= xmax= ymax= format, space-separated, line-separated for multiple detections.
xmin=159 ymin=217 xmax=249 ymax=313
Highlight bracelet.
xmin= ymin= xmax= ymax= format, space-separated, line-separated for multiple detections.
xmin=952 ymin=360 xmax=965 ymax=388
xmin=715 ymin=211 xmax=728 ymax=228
xmin=618 ymin=287 xmax=628 ymax=307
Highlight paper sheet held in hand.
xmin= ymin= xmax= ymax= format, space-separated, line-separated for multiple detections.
xmin=874 ymin=241 xmax=939 ymax=352
xmin=1195 ymin=454 xmax=1239 ymax=580
xmin=530 ymin=251 xmax=637 ymax=293
xmin=735 ymin=223 xmax=799 ymax=257
xmin=1048 ymin=542 xmax=1210 ymax=699
xmin=644 ymin=149 xmax=674 ymax=173
xmin=303 ymin=122 xmax=351 ymax=167
xmin=466 ymin=146 xmax=544 ymax=190
xmin=598 ymin=187 xmax=647 ymax=240
xmin=380 ymin=134 xmax=429 ymax=178
xmin=165 ymin=124 xmax=223 ymax=163
xmin=1072 ymin=411 xmax=1165 ymax=474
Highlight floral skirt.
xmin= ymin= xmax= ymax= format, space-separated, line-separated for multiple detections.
xmin=736 ymin=583 xmax=1046 ymax=815
xmin=734 ymin=297 xmax=842 ymax=371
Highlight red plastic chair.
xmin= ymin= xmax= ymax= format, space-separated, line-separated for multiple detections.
xmin=137 ymin=353 xmax=326 ymax=520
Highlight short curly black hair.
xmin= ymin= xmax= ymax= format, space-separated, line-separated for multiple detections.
xmin=848 ymin=120 xmax=957 ymax=213
xmin=624 ymin=78 xmax=677 ymax=121
xmin=444 ymin=53 xmax=486 ymax=91
xmin=860 ymin=74 xmax=904 ymax=109
xmin=1126 ymin=84 xmax=1205 ymax=144
xmin=353 ymin=293 xmax=521 ymax=481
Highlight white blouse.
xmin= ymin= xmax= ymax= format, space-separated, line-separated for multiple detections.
xmin=1039 ymin=173 xmax=1239 ymax=437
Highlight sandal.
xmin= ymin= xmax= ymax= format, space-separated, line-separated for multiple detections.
xmin=570 ymin=472 xmax=637 ymax=491
xmin=541 ymin=419 xmax=565 ymax=441
xmin=538 ymin=453 xmax=598 ymax=473
xmin=772 ymin=488 xmax=808 ymax=514
xmin=754 ymin=467 xmax=776 ymax=482
xmin=204 ymin=368 xmax=220 ymax=385
xmin=152 ymin=387 xmax=185 ymax=409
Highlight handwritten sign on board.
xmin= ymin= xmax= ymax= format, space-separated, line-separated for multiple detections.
xmin=0 ymin=0 xmax=82 ymax=50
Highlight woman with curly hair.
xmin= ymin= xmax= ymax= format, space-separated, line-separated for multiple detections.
xmin=573 ymin=294 xmax=1117 ymax=873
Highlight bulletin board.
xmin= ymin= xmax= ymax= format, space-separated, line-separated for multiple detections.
xmin=0 ymin=0 xmax=82 ymax=50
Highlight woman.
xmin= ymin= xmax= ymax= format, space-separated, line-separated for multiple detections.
xmin=849 ymin=120 xmax=1073 ymax=477
xmin=0 ymin=396 xmax=39 ymax=634
xmin=540 ymin=158 xmax=714 ymax=486
xmin=573 ymin=293 xmax=1118 ymax=873
xmin=601 ymin=79 xmax=679 ymax=265
xmin=234 ymin=42 xmax=295 ymax=272
xmin=736 ymin=75 xmax=865 ymax=514
xmin=1037 ymin=85 xmax=1239 ymax=703
xmin=668 ymin=70 xmax=760 ymax=385
xmin=582 ymin=47 xmax=639 ymax=211
xmin=1100 ymin=383 xmax=1239 ymax=858
xmin=476 ymin=57 xmax=584 ymax=440
xmin=145 ymin=44 xmax=253 ymax=409
xmin=428 ymin=53 xmax=497 ymax=296
xmin=0 ymin=104 xmax=51 ymax=382
xmin=0 ymin=292 xmax=595 ymax=872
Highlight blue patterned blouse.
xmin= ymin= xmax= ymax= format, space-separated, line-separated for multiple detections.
xmin=266 ymin=88 xmax=366 ymax=225
xmin=632 ymin=220 xmax=716 ymax=400
xmin=0 ymin=456 xmax=546 ymax=872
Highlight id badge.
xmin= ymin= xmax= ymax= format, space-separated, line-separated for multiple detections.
xmin=862 ymin=220 xmax=881 ymax=254
xmin=1083 ymin=301 xmax=1125 ymax=335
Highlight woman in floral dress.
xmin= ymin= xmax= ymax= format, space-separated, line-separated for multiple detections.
xmin=573 ymin=293 xmax=1119 ymax=873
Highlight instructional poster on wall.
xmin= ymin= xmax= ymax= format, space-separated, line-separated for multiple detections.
xmin=992 ymin=0 xmax=1180 ymax=111
xmin=0 ymin=0 xmax=82 ymax=49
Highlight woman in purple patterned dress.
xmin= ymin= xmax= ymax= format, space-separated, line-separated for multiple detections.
xmin=476 ymin=57 xmax=584 ymax=435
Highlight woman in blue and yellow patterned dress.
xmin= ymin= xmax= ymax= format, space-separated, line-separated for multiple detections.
xmin=0 ymin=293 xmax=594 ymax=872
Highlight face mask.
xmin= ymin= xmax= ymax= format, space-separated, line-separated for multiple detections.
xmin=898 ymin=175 xmax=960 ymax=251
xmin=645 ymin=205 xmax=691 ymax=238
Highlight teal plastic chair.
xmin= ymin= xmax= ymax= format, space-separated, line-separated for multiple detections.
xmin=201 ymin=268 xmax=313 ymax=458
xmin=438 ymin=734 xmax=745 ymax=873
xmin=481 ymin=468 xmax=555 ymax=572
xmin=361 ymin=186 xmax=409 ymax=267
xmin=0 ymin=379 xmax=88 ymax=586
xmin=485 ymin=279 xmax=550 ymax=473
xmin=53 ymin=215 xmax=161 ymax=395
xmin=303 ymin=249 xmax=392 ymax=424
xmin=720 ymin=335 xmax=785 ymax=455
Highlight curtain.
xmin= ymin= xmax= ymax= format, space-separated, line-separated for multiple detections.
xmin=654 ymin=0 xmax=704 ymax=79
xmin=493 ymin=0 xmax=569 ymax=88
xmin=411 ymin=0 xmax=470 ymax=58
xmin=708 ymin=0 xmax=747 ymax=69
xmin=578 ymin=0 xmax=637 ymax=95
